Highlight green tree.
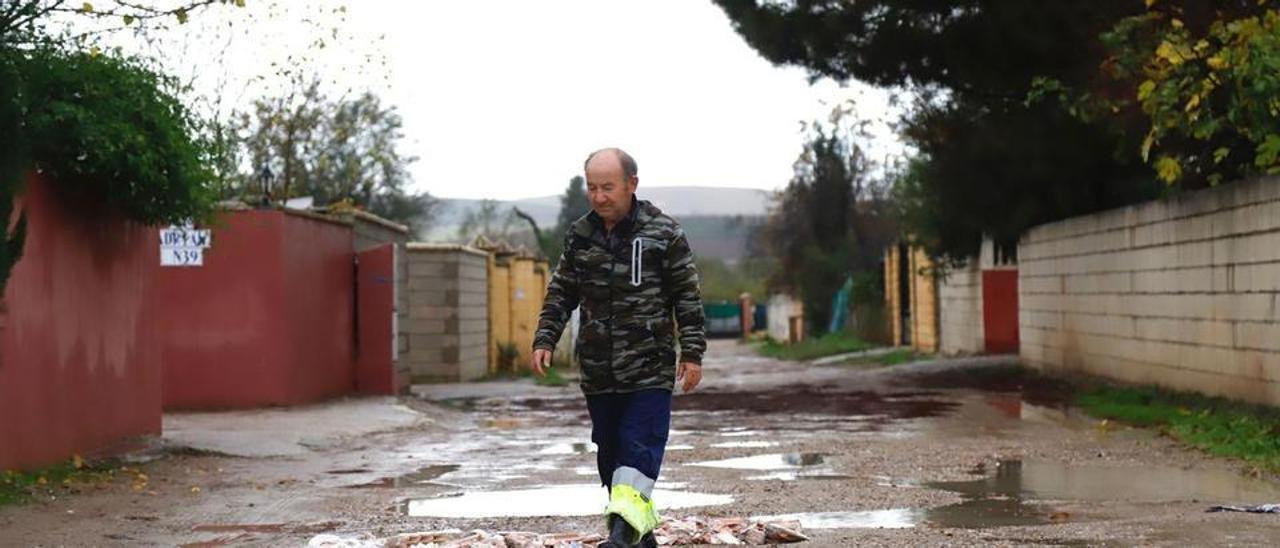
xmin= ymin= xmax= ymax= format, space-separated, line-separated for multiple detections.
xmin=697 ymin=257 xmax=768 ymax=303
xmin=1034 ymin=3 xmax=1280 ymax=188
xmin=0 ymin=0 xmax=244 ymax=46
xmin=235 ymin=82 xmax=438 ymax=233
xmin=239 ymin=78 xmax=324 ymax=202
xmin=556 ymin=176 xmax=590 ymax=233
xmin=0 ymin=51 xmax=26 ymax=296
xmin=760 ymin=109 xmax=895 ymax=333
xmin=546 ymin=175 xmax=590 ymax=261
xmin=714 ymin=0 xmax=1158 ymax=261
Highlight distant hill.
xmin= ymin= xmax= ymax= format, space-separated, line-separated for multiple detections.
xmin=420 ymin=186 xmax=771 ymax=264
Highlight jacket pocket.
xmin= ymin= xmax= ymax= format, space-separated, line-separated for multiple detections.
xmin=646 ymin=315 xmax=676 ymax=364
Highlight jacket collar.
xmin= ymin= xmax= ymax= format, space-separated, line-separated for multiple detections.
xmin=587 ymin=195 xmax=642 ymax=235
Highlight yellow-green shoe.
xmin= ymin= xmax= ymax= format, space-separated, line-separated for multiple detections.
xmin=604 ymin=484 xmax=659 ymax=543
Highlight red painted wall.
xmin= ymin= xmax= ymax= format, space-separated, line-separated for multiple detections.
xmin=982 ymin=269 xmax=1020 ymax=354
xmin=159 ymin=210 xmax=356 ymax=410
xmin=356 ymin=244 xmax=400 ymax=395
xmin=0 ymin=175 xmax=161 ymax=471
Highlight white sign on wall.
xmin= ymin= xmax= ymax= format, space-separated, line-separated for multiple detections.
xmin=159 ymin=224 xmax=212 ymax=267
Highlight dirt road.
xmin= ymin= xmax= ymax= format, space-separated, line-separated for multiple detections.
xmin=3 ymin=339 xmax=1279 ymax=546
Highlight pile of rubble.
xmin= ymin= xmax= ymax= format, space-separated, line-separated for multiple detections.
xmin=308 ymin=517 xmax=808 ymax=547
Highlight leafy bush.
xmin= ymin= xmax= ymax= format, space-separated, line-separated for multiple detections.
xmin=0 ymin=44 xmax=214 ymax=298
xmin=20 ymin=47 xmax=215 ymax=224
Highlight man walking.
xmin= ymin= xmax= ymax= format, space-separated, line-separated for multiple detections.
xmin=530 ymin=148 xmax=706 ymax=547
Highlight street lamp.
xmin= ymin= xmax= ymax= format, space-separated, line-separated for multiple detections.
xmin=257 ymin=165 xmax=274 ymax=209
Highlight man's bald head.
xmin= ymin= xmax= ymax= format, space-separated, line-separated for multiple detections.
xmin=584 ymin=147 xmax=638 ymax=180
xmin=583 ymin=147 xmax=639 ymax=230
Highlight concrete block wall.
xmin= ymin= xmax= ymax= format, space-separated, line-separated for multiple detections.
xmin=939 ymin=262 xmax=984 ymax=355
xmin=404 ymin=244 xmax=489 ymax=382
xmin=350 ymin=211 xmax=410 ymax=253
xmin=1019 ymin=176 xmax=1280 ymax=405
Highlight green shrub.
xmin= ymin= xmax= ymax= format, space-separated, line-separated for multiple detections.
xmin=20 ymin=47 xmax=215 ymax=225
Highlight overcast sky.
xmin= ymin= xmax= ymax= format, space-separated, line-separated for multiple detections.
xmin=93 ymin=1 xmax=905 ymax=201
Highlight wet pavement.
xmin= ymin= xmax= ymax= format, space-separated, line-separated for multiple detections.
xmin=2 ymin=339 xmax=1280 ymax=546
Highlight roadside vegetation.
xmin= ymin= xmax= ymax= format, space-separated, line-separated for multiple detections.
xmin=1077 ymin=385 xmax=1280 ymax=472
xmin=1 ymin=457 xmax=136 ymax=508
xmin=757 ymin=331 xmax=872 ymax=361
xmin=481 ymin=342 xmax=572 ymax=387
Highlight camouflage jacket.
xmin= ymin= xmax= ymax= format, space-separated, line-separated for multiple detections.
xmin=533 ymin=198 xmax=706 ymax=394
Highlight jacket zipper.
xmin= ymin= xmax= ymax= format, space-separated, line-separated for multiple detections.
xmin=606 ymin=233 xmax=618 ymax=390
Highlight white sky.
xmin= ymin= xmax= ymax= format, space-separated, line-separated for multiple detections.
xmin=84 ymin=0 xmax=906 ymax=201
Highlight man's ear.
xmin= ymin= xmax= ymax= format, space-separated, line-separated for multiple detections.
xmin=629 ymin=177 xmax=639 ymax=191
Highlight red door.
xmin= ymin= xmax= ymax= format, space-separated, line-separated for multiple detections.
xmin=356 ymin=244 xmax=400 ymax=395
xmin=982 ymin=270 xmax=1019 ymax=354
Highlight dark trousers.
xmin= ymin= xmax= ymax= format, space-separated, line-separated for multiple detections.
xmin=586 ymin=389 xmax=672 ymax=492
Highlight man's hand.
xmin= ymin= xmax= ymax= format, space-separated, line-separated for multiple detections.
xmin=676 ymin=361 xmax=702 ymax=392
xmin=530 ymin=348 xmax=553 ymax=377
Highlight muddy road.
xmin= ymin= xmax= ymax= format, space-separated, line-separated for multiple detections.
xmin=3 ymin=339 xmax=1280 ymax=546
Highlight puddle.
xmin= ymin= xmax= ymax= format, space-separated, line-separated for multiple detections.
xmin=744 ymin=471 xmax=852 ymax=481
xmin=931 ymin=459 xmax=1280 ymax=504
xmin=191 ymin=524 xmax=286 ymax=533
xmin=325 ymin=468 xmax=372 ymax=475
xmin=345 ymin=464 xmax=460 ymax=488
xmin=693 ymin=452 xmax=851 ymax=481
xmin=897 ymin=363 xmax=1073 ymax=407
xmin=755 ymin=510 xmax=918 ymax=529
xmin=718 ymin=430 xmax=765 ymax=438
xmin=756 ymin=500 xmax=1051 ymax=530
xmin=711 ymin=441 xmax=780 ymax=449
xmin=675 ymin=387 xmax=957 ymax=423
xmin=790 ymin=459 xmax=1280 ymax=530
xmin=690 ymin=453 xmax=828 ymax=471
xmin=538 ymin=442 xmax=594 ymax=455
xmin=404 ymin=484 xmax=732 ymax=518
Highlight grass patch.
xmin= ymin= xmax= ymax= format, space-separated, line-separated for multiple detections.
xmin=873 ymin=349 xmax=922 ymax=366
xmin=533 ymin=365 xmax=571 ymax=387
xmin=480 ymin=360 xmax=573 ymax=387
xmin=757 ymin=330 xmax=873 ymax=361
xmin=1076 ymin=385 xmax=1280 ymax=471
xmin=1 ymin=457 xmax=121 ymax=507
xmin=835 ymin=348 xmax=926 ymax=368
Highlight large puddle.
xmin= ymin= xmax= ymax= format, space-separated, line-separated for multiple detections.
xmin=690 ymin=453 xmax=851 ymax=481
xmin=711 ymin=441 xmax=780 ymax=449
xmin=757 ymin=459 xmax=1280 ymax=530
xmin=755 ymin=509 xmax=918 ymax=529
xmin=933 ymin=459 xmax=1280 ymax=505
xmin=537 ymin=442 xmax=594 ymax=455
xmin=403 ymin=485 xmax=732 ymax=518
xmin=341 ymin=464 xmax=461 ymax=489
xmin=690 ymin=453 xmax=829 ymax=470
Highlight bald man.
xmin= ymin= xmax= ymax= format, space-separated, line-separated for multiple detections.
xmin=531 ymin=148 xmax=707 ymax=547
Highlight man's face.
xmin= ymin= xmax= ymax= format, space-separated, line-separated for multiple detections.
xmin=585 ymin=154 xmax=638 ymax=226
